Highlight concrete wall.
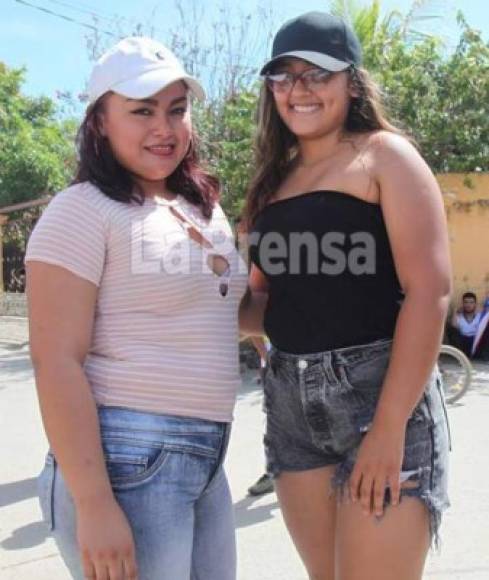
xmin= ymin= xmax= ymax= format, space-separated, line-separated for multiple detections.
xmin=1 ymin=293 xmax=27 ymax=317
xmin=439 ymin=173 xmax=489 ymax=308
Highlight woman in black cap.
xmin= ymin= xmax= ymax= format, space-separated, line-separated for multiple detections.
xmin=240 ymin=11 xmax=452 ymax=580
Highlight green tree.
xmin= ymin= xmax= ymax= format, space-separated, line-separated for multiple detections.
xmin=194 ymin=91 xmax=257 ymax=219
xmin=328 ymin=0 xmax=444 ymax=68
xmin=374 ymin=15 xmax=489 ymax=172
xmin=0 ymin=63 xmax=76 ymax=207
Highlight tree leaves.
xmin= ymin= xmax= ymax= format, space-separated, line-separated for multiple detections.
xmin=0 ymin=64 xmax=76 ymax=208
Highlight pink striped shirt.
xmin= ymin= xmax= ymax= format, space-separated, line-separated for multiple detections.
xmin=26 ymin=182 xmax=248 ymax=422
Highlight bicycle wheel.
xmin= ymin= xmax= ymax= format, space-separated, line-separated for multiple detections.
xmin=438 ymin=344 xmax=472 ymax=404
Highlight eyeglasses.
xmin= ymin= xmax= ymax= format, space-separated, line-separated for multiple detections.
xmin=263 ymin=68 xmax=337 ymax=93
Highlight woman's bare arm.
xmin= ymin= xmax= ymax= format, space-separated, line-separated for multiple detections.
xmin=27 ymin=261 xmax=112 ymax=506
xmin=349 ymin=132 xmax=452 ymax=516
xmin=27 ymin=261 xmax=138 ymax=579
xmin=372 ymin=133 xmax=452 ymax=426
xmin=239 ymin=264 xmax=269 ymax=337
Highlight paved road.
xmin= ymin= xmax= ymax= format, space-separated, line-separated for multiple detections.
xmin=1 ymin=316 xmax=489 ymax=579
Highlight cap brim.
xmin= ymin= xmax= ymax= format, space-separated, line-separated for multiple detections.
xmin=110 ymin=68 xmax=206 ymax=101
xmin=260 ymin=51 xmax=351 ymax=75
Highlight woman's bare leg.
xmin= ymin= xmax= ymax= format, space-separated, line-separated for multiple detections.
xmin=274 ymin=465 xmax=337 ymax=580
xmin=336 ymin=495 xmax=430 ymax=580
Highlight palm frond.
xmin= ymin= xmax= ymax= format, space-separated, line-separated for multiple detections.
xmin=400 ymin=0 xmax=444 ymax=40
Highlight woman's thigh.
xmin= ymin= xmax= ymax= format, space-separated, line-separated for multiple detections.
xmin=191 ymin=466 xmax=236 ymax=580
xmin=37 ymin=408 xmax=232 ymax=580
xmin=336 ymin=496 xmax=430 ymax=580
xmin=274 ymin=466 xmax=337 ymax=580
xmin=40 ymin=449 xmax=201 ymax=580
xmin=37 ymin=452 xmax=84 ymax=579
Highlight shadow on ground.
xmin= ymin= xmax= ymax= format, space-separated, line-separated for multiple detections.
xmin=0 ymin=521 xmax=49 ymax=551
xmin=234 ymin=495 xmax=280 ymax=529
xmin=0 ymin=347 xmax=33 ymax=385
xmin=0 ymin=477 xmax=38 ymax=508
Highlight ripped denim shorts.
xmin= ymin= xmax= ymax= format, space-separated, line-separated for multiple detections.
xmin=263 ymin=338 xmax=451 ymax=549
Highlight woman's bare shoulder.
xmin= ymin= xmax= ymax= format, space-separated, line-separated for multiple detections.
xmin=367 ymin=130 xmax=431 ymax=181
xmin=368 ymin=130 xmax=419 ymax=157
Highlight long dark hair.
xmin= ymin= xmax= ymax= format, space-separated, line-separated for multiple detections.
xmin=243 ymin=66 xmax=410 ymax=229
xmin=72 ymin=95 xmax=219 ymax=219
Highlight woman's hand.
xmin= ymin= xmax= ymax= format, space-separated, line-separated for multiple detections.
xmin=349 ymin=420 xmax=406 ymax=517
xmin=76 ymin=496 xmax=138 ymax=580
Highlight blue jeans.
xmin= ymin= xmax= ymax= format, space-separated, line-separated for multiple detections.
xmin=37 ymin=405 xmax=236 ymax=580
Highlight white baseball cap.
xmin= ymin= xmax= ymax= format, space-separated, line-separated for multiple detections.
xmin=87 ymin=36 xmax=206 ymax=105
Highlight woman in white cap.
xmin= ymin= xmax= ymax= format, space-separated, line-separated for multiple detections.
xmin=241 ymin=11 xmax=452 ymax=580
xmin=27 ymin=37 xmax=247 ymax=580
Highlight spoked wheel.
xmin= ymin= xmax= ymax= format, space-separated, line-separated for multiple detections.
xmin=438 ymin=344 xmax=473 ymax=404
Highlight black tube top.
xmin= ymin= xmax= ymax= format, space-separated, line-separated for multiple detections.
xmin=249 ymin=190 xmax=404 ymax=353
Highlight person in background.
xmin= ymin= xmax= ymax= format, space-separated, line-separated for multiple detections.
xmin=448 ymin=292 xmax=482 ymax=357
xmin=248 ymin=335 xmax=275 ymax=496
xmin=235 ymin=217 xmax=275 ymax=496
xmin=471 ymin=294 xmax=489 ymax=361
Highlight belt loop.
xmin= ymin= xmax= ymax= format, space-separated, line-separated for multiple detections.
xmin=322 ymin=351 xmax=340 ymax=385
xmin=334 ymin=350 xmax=348 ymax=367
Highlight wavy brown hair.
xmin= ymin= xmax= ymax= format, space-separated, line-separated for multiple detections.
xmin=243 ymin=66 xmax=410 ymax=228
xmin=72 ymin=95 xmax=219 ymax=219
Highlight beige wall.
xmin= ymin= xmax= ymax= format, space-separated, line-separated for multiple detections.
xmin=438 ymin=173 xmax=489 ymax=309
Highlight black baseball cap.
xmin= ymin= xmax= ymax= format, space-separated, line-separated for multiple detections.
xmin=260 ymin=12 xmax=362 ymax=75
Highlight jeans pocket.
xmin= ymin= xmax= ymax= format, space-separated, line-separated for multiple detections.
xmin=38 ymin=452 xmax=56 ymax=531
xmin=341 ymin=350 xmax=390 ymax=395
xmin=102 ymin=438 xmax=169 ymax=490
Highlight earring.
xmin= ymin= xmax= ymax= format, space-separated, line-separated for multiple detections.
xmin=351 ymin=97 xmax=360 ymax=113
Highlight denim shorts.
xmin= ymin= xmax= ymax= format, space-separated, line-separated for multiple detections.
xmin=37 ymin=406 xmax=236 ymax=580
xmin=263 ymin=338 xmax=451 ymax=549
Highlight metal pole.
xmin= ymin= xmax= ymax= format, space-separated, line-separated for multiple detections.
xmin=0 ymin=215 xmax=8 ymax=304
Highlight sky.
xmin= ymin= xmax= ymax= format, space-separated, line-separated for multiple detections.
xmin=1 ymin=0 xmax=488 ymax=113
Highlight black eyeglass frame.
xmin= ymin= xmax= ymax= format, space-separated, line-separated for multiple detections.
xmin=262 ymin=65 xmax=354 ymax=93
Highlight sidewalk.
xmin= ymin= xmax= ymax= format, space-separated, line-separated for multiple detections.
xmin=1 ymin=316 xmax=489 ymax=579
